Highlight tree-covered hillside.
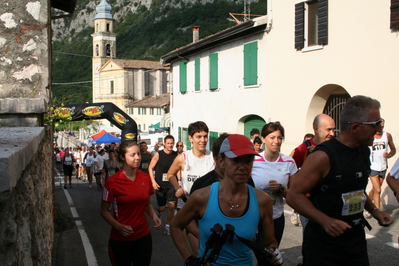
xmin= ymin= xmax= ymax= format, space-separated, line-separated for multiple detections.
xmin=52 ymin=0 xmax=267 ymax=104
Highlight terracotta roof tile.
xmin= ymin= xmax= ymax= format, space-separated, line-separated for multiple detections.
xmin=109 ymin=59 xmax=169 ymax=70
xmin=125 ymin=93 xmax=170 ymax=108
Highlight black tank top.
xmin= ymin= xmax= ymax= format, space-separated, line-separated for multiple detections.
xmin=155 ymin=150 xmax=177 ymax=185
xmin=310 ymin=137 xmax=370 ymax=221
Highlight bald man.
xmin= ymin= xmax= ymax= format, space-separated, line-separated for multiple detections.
xmin=292 ymin=114 xmax=336 ymax=168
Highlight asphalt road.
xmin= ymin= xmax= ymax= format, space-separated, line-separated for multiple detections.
xmin=53 ymin=169 xmax=399 ymax=266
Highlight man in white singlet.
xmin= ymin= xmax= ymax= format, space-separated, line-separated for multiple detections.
xmin=168 ymin=121 xmax=214 ymax=255
xmin=367 ymin=119 xmax=395 ymax=214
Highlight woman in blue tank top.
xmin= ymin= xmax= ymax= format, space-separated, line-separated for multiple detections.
xmin=170 ymin=134 xmax=282 ymax=266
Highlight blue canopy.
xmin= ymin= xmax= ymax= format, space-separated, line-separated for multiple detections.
xmin=92 ymin=132 xmax=121 ymax=144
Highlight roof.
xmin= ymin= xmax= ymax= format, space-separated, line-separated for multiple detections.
xmin=104 ymin=59 xmax=169 ymax=70
xmin=161 ymin=16 xmax=268 ymax=64
xmin=125 ymin=93 xmax=170 ymax=108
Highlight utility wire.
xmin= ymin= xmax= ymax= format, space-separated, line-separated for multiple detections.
xmin=53 ymin=51 xmax=92 ymax=57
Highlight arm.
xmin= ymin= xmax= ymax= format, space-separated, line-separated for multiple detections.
xmin=145 ymin=198 xmax=161 ymax=229
xmin=100 ymin=200 xmax=133 ymax=237
xmin=148 ymin=152 xmax=160 ymax=190
xmin=170 ymin=189 xmax=207 ymax=261
xmin=384 ymin=132 xmax=396 ymax=159
xmin=257 ymin=190 xmax=278 ymax=249
xmin=167 ymin=154 xmax=185 ymax=197
xmin=387 ymin=174 xmax=399 ymax=202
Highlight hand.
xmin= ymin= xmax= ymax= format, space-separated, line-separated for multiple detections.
xmin=152 ymin=181 xmax=160 ymax=190
xmin=268 ymin=180 xmax=279 ymax=192
xmin=117 ymin=224 xmax=134 ymax=237
xmin=175 ymin=187 xmax=186 ymax=198
xmin=152 ymin=214 xmax=162 ymax=230
xmin=321 ymin=217 xmax=351 ymax=237
xmin=372 ymin=209 xmax=394 ymax=226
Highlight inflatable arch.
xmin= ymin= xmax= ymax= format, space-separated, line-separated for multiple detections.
xmin=57 ymin=102 xmax=138 ymax=141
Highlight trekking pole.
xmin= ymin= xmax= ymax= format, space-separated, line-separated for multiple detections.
xmin=205 ymin=223 xmax=235 ymax=264
xmin=198 ymin=223 xmax=223 ymax=265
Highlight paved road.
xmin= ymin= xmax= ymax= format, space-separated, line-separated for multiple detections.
xmin=53 ymin=169 xmax=399 ymax=266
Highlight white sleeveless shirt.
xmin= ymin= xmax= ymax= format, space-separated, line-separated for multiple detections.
xmin=370 ymin=131 xmax=388 ymax=171
xmin=181 ymin=150 xmax=215 ymax=195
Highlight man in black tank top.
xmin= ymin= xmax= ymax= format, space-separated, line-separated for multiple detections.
xmin=287 ymin=96 xmax=393 ymax=266
xmin=148 ymin=135 xmax=178 ymax=235
xmin=139 ymin=142 xmax=152 ymax=174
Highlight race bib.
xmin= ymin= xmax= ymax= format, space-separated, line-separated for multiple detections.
xmin=108 ymin=170 xmax=115 ymax=176
xmin=341 ymin=190 xmax=366 ymax=216
xmin=162 ymin=173 xmax=169 ymax=182
xmin=65 ymin=161 xmax=72 ymax=166
xmin=142 ymin=163 xmax=149 ymax=169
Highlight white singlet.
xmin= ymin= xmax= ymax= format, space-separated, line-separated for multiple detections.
xmin=369 ymin=131 xmax=388 ymax=171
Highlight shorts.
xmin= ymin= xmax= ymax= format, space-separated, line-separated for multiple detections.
xmin=303 ymin=221 xmax=369 ymax=265
xmin=369 ymin=169 xmax=387 ymax=179
xmin=155 ymin=183 xmax=177 ymax=207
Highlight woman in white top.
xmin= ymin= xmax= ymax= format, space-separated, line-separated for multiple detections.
xmin=251 ymin=122 xmax=298 ymax=245
xmin=62 ymin=149 xmax=75 ymax=189
xmin=84 ymin=147 xmax=96 ymax=189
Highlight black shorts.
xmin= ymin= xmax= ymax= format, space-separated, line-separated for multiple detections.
xmin=108 ymin=233 xmax=152 ymax=266
xmin=155 ymin=183 xmax=177 ymax=207
xmin=303 ymin=221 xmax=369 ymax=265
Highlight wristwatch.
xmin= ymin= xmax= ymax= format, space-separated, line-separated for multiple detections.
xmin=279 ymin=184 xmax=285 ymax=193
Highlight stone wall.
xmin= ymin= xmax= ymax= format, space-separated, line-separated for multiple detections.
xmin=0 ymin=127 xmax=53 ymax=266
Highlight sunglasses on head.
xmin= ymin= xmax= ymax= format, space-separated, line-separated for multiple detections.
xmin=348 ymin=118 xmax=384 ymax=127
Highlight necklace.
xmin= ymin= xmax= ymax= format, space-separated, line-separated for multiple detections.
xmin=228 ymin=200 xmax=240 ymax=210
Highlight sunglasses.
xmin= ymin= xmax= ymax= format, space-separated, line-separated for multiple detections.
xmin=348 ymin=118 xmax=384 ymax=127
xmin=176 ymin=145 xmax=183 ymax=147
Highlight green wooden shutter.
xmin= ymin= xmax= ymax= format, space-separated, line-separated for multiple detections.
xmin=179 ymin=62 xmax=187 ymax=93
xmin=178 ymin=126 xmax=182 ymax=143
xmin=392 ymin=0 xmax=399 ymax=29
xmin=209 ymin=53 xmax=218 ymax=90
xmin=195 ymin=58 xmax=200 ymax=91
xmin=243 ymin=41 xmax=258 ymax=86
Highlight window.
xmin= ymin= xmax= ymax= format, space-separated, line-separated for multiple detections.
xmin=195 ymin=58 xmax=200 ymax=91
xmin=106 ymin=23 xmax=110 ymax=32
xmin=138 ymin=108 xmax=141 ymax=115
xmin=95 ymin=44 xmax=99 ymax=56
xmin=295 ymin=0 xmax=328 ymax=50
xmin=150 ymin=108 xmax=154 ymax=115
xmin=157 ymin=108 xmax=161 ymax=115
xmin=323 ymin=93 xmax=350 ymax=137
xmin=243 ymin=41 xmax=258 ymax=86
xmin=179 ymin=62 xmax=187 ymax=93
xmin=209 ymin=53 xmax=218 ymax=90
xmin=106 ymin=44 xmax=111 ymax=56
xmin=110 ymin=80 xmax=114 ymax=94
xmin=138 ymin=124 xmax=141 ymax=130
xmin=142 ymin=108 xmax=147 ymax=115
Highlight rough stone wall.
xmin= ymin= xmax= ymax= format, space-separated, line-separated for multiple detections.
xmin=0 ymin=0 xmax=51 ymax=101
xmin=0 ymin=128 xmax=53 ymax=266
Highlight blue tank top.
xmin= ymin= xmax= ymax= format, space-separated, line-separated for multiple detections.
xmin=198 ymin=182 xmax=259 ymax=266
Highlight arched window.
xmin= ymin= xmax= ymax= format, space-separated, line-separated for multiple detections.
xmin=106 ymin=44 xmax=111 ymax=56
xmin=106 ymin=23 xmax=110 ymax=32
xmin=95 ymin=23 xmax=98 ymax=32
xmin=95 ymin=44 xmax=99 ymax=56
xmin=323 ymin=93 xmax=350 ymax=136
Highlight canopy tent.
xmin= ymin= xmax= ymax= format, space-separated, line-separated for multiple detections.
xmin=92 ymin=132 xmax=121 ymax=144
xmin=91 ymin=129 xmax=107 ymax=140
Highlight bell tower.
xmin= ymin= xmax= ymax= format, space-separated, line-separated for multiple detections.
xmin=92 ymin=0 xmax=116 ymax=103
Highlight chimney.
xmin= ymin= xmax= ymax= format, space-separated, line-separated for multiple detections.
xmin=192 ymin=26 xmax=200 ymax=42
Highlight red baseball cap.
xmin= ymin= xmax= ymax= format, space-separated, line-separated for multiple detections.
xmin=219 ymin=134 xmax=260 ymax=158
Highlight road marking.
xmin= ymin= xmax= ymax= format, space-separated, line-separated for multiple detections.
xmin=366 ymin=234 xmax=375 ymax=239
xmin=63 ymin=188 xmax=98 ymax=266
xmin=386 ymin=242 xmax=399 ymax=249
